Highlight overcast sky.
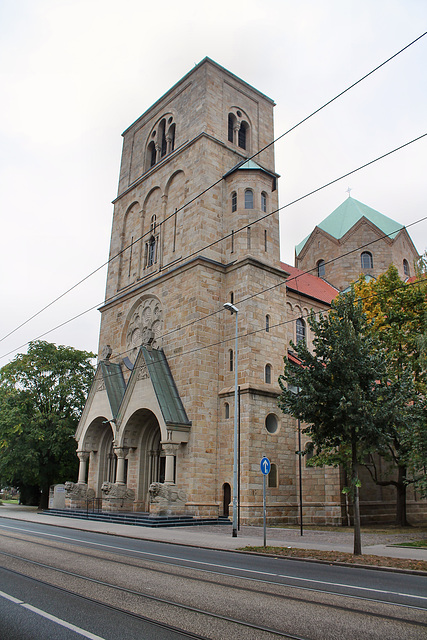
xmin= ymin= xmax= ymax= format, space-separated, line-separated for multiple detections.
xmin=1 ymin=0 xmax=426 ymax=365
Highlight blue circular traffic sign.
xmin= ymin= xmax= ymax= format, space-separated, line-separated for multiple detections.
xmin=260 ymin=457 xmax=271 ymax=475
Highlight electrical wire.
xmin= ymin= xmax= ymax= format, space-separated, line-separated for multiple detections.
xmin=1 ymin=132 xmax=425 ymax=363
xmin=1 ymin=30 xmax=425 ymax=346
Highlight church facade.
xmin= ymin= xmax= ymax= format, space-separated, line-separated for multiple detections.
xmin=73 ymin=58 xmax=424 ymax=525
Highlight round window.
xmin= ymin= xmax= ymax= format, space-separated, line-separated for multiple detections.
xmin=265 ymin=413 xmax=278 ymax=434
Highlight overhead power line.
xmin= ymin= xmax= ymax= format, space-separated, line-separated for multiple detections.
xmin=1 ymin=30 xmax=425 ymax=346
xmin=1 ymin=132 xmax=426 ymax=362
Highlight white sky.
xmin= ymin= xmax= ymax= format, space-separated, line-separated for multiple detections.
xmin=1 ymin=0 xmax=426 ymax=365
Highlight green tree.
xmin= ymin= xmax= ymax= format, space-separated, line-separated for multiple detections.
xmin=278 ymin=291 xmax=411 ymax=555
xmin=0 ymin=341 xmax=95 ymax=508
xmin=354 ymin=265 xmax=427 ymax=524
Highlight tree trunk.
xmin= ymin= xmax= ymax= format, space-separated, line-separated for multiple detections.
xmin=352 ymin=448 xmax=362 ymax=555
xmin=38 ymin=483 xmax=49 ymax=510
xmin=395 ymin=466 xmax=409 ymax=527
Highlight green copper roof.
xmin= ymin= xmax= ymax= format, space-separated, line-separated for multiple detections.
xmin=141 ymin=347 xmax=191 ymax=427
xmin=295 ymin=197 xmax=404 ymax=256
xmin=223 ymin=159 xmax=275 ymax=179
xmin=100 ymin=361 xmax=126 ymax=418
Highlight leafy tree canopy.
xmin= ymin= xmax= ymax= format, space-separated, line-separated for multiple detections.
xmin=0 ymin=341 xmax=95 ymax=507
xmin=354 ymin=265 xmax=427 ymax=506
xmin=278 ymin=290 xmax=414 ymax=553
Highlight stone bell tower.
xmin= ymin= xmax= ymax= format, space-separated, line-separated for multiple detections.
xmin=76 ymin=58 xmax=297 ymax=522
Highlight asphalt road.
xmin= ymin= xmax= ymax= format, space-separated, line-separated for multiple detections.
xmin=0 ymin=517 xmax=426 ymax=639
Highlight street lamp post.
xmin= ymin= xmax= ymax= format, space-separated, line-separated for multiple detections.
xmin=224 ymin=302 xmax=239 ymax=537
xmin=289 ymin=384 xmax=303 ymax=536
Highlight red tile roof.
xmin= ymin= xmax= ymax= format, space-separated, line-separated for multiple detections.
xmin=287 ymin=351 xmax=303 ymax=365
xmin=281 ymin=262 xmax=339 ymax=305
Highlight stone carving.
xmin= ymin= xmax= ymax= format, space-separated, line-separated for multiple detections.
xmin=65 ymin=481 xmax=95 ymax=500
xmin=97 ymin=370 xmax=106 ymax=392
xmin=126 ymin=297 xmax=163 ymax=361
xmin=137 ymin=360 xmax=149 ymax=380
xmin=101 ymin=481 xmax=135 ymax=501
xmin=148 ymin=482 xmax=187 ymax=505
xmin=101 ymin=344 xmax=112 ymax=360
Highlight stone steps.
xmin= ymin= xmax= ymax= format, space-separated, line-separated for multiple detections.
xmin=44 ymin=508 xmax=231 ymax=528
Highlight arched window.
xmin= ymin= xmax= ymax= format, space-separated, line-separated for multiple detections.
xmin=296 ymin=318 xmax=306 ymax=344
xmin=147 ymin=236 xmax=156 ymax=267
xmin=167 ymin=123 xmax=176 ymax=153
xmin=268 ymin=463 xmax=278 ymax=488
xmin=244 ymin=189 xmax=253 ymax=209
xmin=361 ymin=251 xmax=373 ymax=269
xmin=146 ymin=115 xmax=176 ymax=170
xmin=228 ymin=113 xmax=236 ymax=143
xmin=229 ymin=349 xmax=234 ymax=372
xmin=247 ymin=226 xmax=251 ymax=249
xmin=265 ymin=364 xmax=272 ymax=384
xmin=160 ymin=119 xmax=167 ymax=157
xmin=264 ymin=229 xmax=268 ymax=252
xmin=148 ymin=141 xmax=157 ymax=167
xmin=225 ymin=402 xmax=230 ymax=419
xmin=261 ymin=192 xmax=267 ymax=213
xmin=403 ymin=259 xmax=410 ymax=277
xmin=238 ymin=122 xmax=248 ymax=149
xmin=265 ymin=413 xmax=278 ymax=434
xmin=265 ymin=314 xmax=270 ymax=332
xmin=231 ymin=191 xmax=237 ymax=212
xmin=230 ymin=291 xmax=234 ymax=304
xmin=317 ymin=259 xmax=325 ymax=277
xmin=150 ymin=214 xmax=156 ymax=233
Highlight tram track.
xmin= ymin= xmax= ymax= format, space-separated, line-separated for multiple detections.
xmin=0 ymin=558 xmax=305 ymax=640
xmin=0 ymin=528 xmax=426 ymax=639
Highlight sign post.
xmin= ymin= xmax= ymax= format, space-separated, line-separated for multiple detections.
xmin=260 ymin=456 xmax=271 ymax=548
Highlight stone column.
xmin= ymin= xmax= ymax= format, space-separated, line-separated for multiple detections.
xmin=233 ymin=123 xmax=239 ymax=146
xmin=114 ymin=447 xmax=127 ymax=485
xmin=161 ymin=442 xmax=179 ymax=485
xmin=77 ymin=451 xmax=90 ymax=484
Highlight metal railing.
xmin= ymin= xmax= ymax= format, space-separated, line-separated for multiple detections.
xmin=86 ymin=498 xmax=102 ymax=517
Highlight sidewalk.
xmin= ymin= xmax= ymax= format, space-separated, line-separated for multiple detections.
xmin=0 ymin=504 xmax=426 ymax=563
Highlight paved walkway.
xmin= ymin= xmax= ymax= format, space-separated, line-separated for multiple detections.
xmin=0 ymin=505 xmax=426 ymax=562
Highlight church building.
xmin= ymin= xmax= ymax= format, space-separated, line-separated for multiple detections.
xmin=72 ymin=58 xmax=424 ymax=525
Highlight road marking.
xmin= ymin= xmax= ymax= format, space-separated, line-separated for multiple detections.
xmin=22 ymin=604 xmax=107 ymax=639
xmin=0 ymin=589 xmax=106 ymax=639
xmin=1 ymin=522 xmax=426 ymax=603
xmin=0 ymin=589 xmax=23 ymax=604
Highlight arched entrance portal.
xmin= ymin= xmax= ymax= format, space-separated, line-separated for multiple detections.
xmin=122 ymin=409 xmax=163 ymax=511
xmin=81 ymin=417 xmax=115 ymax=497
